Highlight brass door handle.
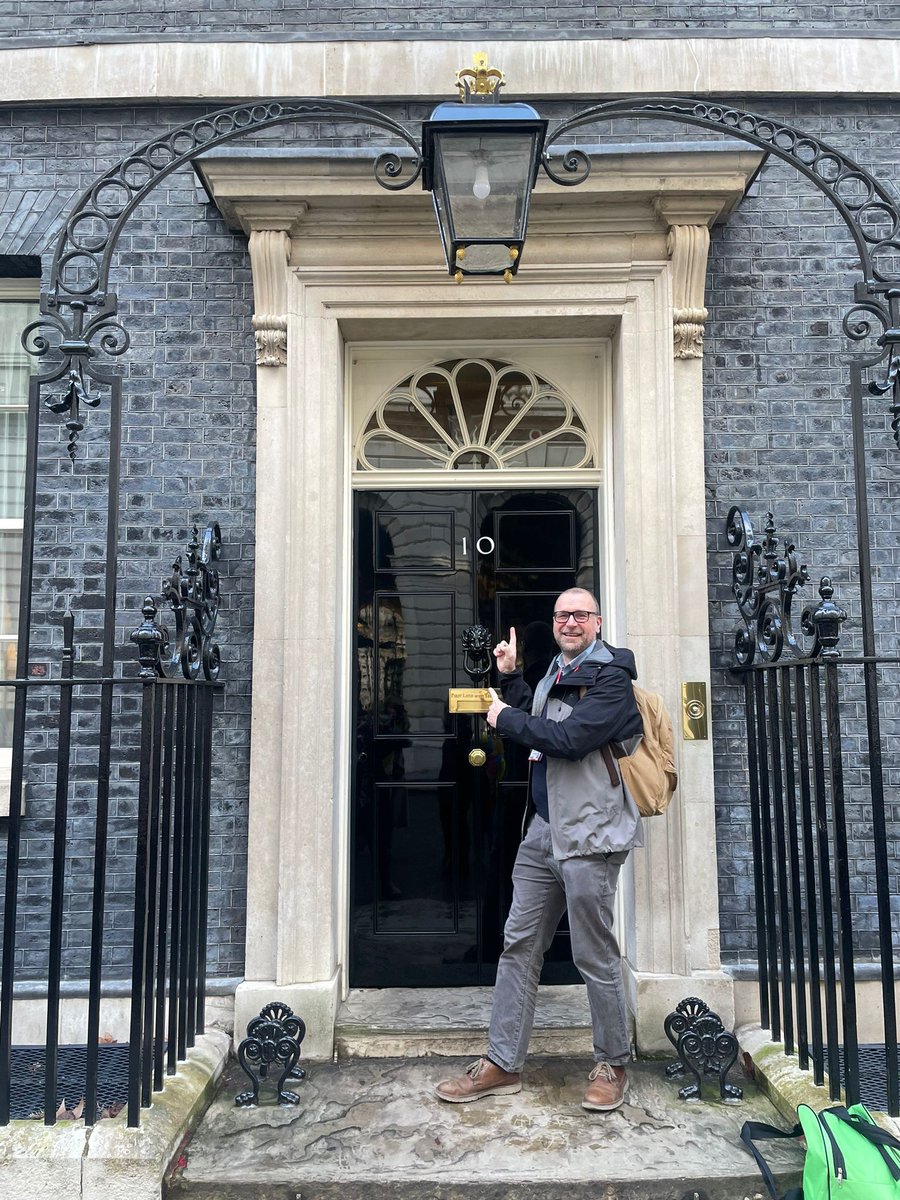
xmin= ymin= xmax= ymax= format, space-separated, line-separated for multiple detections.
xmin=468 ymin=748 xmax=487 ymax=767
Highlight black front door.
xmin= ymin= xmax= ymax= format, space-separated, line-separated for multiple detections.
xmin=350 ymin=488 xmax=599 ymax=987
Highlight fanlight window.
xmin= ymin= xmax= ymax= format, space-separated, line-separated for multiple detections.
xmin=357 ymin=358 xmax=594 ymax=471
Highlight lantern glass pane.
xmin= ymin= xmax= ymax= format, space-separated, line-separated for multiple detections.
xmin=433 ymin=132 xmax=536 ymax=241
xmin=456 ymin=244 xmax=515 ymax=273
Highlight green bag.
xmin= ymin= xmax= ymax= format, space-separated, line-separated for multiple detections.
xmin=741 ymin=1102 xmax=900 ymax=1199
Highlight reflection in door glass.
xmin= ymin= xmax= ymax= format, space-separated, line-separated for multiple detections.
xmin=360 ymin=593 xmax=454 ymax=736
xmin=374 ymin=786 xmax=457 ymax=934
xmin=375 ymin=510 xmax=454 ymax=571
xmin=352 ymin=488 xmax=599 ymax=988
xmin=496 ymin=511 xmax=575 ymax=571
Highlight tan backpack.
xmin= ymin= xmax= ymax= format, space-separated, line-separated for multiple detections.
xmin=614 ymin=684 xmax=678 ymax=817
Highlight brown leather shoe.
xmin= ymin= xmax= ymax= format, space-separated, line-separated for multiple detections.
xmin=582 ymin=1062 xmax=628 ymax=1111
xmin=434 ymin=1058 xmax=522 ymax=1103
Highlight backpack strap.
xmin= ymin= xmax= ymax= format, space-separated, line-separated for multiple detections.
xmin=600 ymin=744 xmax=620 ymax=788
xmin=739 ymin=1120 xmax=804 ymax=1200
xmin=825 ymin=1106 xmax=900 ymax=1180
xmin=577 ymin=684 xmax=622 ymax=787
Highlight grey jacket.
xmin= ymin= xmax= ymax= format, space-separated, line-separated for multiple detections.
xmin=497 ymin=641 xmax=644 ymax=859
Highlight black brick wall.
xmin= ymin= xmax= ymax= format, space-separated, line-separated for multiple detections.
xmin=703 ymin=99 xmax=900 ymax=962
xmin=0 ymin=91 xmax=897 ymax=978
xmin=0 ymin=104 xmax=258 ymax=980
xmin=0 ymin=0 xmax=896 ymax=39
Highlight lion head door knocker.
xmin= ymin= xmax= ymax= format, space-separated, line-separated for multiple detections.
xmin=449 ymin=624 xmax=494 ymax=767
xmin=462 ymin=624 xmax=492 ymax=687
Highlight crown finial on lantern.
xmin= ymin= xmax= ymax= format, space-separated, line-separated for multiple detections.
xmin=455 ymin=52 xmax=506 ymax=102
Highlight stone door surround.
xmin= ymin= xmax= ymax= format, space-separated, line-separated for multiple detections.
xmin=195 ymin=144 xmax=764 ymax=1057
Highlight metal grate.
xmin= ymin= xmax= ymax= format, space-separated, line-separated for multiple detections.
xmin=826 ymin=1044 xmax=900 ymax=1113
xmin=8 ymin=1044 xmax=131 ymax=1119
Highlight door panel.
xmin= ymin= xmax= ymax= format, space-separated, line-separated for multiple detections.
xmin=493 ymin=509 xmax=577 ymax=571
xmin=351 ymin=487 xmax=599 ymax=987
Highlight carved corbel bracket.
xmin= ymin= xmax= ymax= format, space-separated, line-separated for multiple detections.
xmin=666 ymin=223 xmax=711 ymax=360
xmin=248 ymin=229 xmax=292 ymax=367
xmin=653 ymin=199 xmax=715 ymax=360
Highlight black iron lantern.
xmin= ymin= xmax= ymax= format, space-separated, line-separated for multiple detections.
xmin=422 ymin=55 xmax=547 ymax=282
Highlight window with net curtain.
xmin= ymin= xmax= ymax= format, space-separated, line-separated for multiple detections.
xmin=0 ymin=299 xmax=31 ymax=775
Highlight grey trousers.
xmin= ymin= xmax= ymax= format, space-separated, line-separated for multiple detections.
xmin=487 ymin=814 xmax=631 ymax=1073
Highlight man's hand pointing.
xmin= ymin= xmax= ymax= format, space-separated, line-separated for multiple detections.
xmin=493 ymin=628 xmax=517 ymax=674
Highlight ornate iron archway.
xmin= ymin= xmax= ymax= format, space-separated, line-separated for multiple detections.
xmin=21 ymin=93 xmax=900 ymax=652
xmin=25 ymin=97 xmax=899 ymax=457
xmin=7 ymin=90 xmax=900 ymax=1120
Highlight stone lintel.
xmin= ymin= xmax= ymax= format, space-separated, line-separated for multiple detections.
xmin=3 ymin=38 xmax=899 ymax=106
xmin=196 ymin=149 xmax=763 ymax=240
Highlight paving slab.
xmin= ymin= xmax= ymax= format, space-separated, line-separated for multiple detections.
xmin=168 ymin=1056 xmax=804 ymax=1200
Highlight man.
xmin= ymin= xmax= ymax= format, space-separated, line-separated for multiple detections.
xmin=435 ymin=588 xmax=643 ymax=1112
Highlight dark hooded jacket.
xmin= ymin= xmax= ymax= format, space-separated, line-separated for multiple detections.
xmin=496 ymin=641 xmax=644 ymax=858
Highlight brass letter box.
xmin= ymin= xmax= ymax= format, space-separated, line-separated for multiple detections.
xmin=448 ymin=688 xmax=493 ymax=714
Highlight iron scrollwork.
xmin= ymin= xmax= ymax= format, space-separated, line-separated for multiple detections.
xmin=23 ymin=99 xmax=423 ymax=457
xmin=663 ymin=996 xmax=743 ymax=1103
xmin=234 ymin=1002 xmax=307 ymax=1108
xmin=844 ymin=284 xmax=900 ymax=449
xmin=26 ymin=94 xmax=900 ymax=457
xmin=18 ymin=94 xmax=900 ymax=455
xmin=726 ymin=507 xmax=847 ymax=666
xmin=130 ymin=522 xmax=222 ymax=680
xmin=677 ymin=1015 xmax=743 ymax=1104
xmin=541 ymin=98 xmax=900 ymax=441
xmin=663 ymin=995 xmax=710 ymax=1077
xmin=726 ymin=507 xmax=810 ymax=666
xmin=543 ymin=97 xmax=900 ymax=289
xmin=21 ymin=304 xmax=130 ymax=461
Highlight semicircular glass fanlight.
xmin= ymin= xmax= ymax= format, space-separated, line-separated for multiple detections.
xmin=356 ymin=357 xmax=594 ymax=471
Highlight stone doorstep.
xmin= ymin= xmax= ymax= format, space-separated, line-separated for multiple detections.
xmin=0 ymin=1010 xmax=869 ymax=1200
xmin=336 ymin=1027 xmax=594 ymax=1059
xmin=169 ymin=1054 xmax=801 ymax=1200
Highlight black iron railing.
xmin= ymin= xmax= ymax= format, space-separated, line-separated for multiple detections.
xmin=0 ymin=527 xmax=223 ymax=1127
xmin=727 ymin=507 xmax=899 ymax=1117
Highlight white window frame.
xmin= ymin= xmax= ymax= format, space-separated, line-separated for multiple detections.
xmin=0 ymin=279 xmax=39 ymax=816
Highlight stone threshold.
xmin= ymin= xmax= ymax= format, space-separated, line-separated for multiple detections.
xmin=3 ymin=1009 xmax=874 ymax=1200
xmin=335 ymin=985 xmax=594 ymax=1059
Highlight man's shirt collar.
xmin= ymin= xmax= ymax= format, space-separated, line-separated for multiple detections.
xmin=553 ymin=639 xmax=598 ymax=677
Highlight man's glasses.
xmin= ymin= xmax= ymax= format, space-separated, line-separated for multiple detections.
xmin=552 ymin=610 xmax=599 ymax=624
